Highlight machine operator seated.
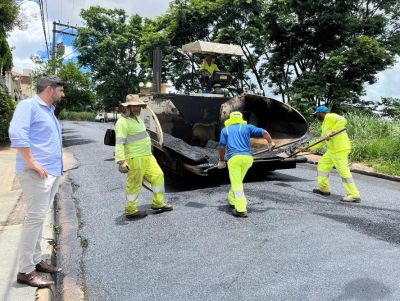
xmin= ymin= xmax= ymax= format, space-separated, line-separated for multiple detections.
xmin=199 ymin=54 xmax=219 ymax=92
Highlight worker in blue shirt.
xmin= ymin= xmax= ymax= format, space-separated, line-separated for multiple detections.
xmin=8 ymin=77 xmax=64 ymax=288
xmin=218 ymin=111 xmax=275 ymax=217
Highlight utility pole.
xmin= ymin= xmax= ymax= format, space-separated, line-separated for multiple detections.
xmin=152 ymin=47 xmax=162 ymax=94
xmin=52 ymin=22 xmax=56 ymax=63
xmin=51 ymin=22 xmax=79 ymax=72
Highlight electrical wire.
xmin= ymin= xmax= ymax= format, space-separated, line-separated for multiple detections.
xmin=38 ymin=0 xmax=50 ymax=58
xmin=44 ymin=0 xmax=51 ymax=52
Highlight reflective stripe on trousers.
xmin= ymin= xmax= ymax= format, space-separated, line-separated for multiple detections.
xmin=341 ymin=177 xmax=354 ymax=184
xmin=227 ymin=155 xmax=253 ymax=213
xmin=124 ymin=155 xmax=165 ymax=215
xmin=126 ymin=194 xmax=138 ymax=202
xmin=318 ymin=171 xmax=330 ymax=178
xmin=151 ymin=184 xmax=165 ymax=193
xmin=234 ymin=190 xmax=245 ymax=199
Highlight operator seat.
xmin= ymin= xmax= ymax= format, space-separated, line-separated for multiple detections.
xmin=210 ymin=71 xmax=231 ymax=87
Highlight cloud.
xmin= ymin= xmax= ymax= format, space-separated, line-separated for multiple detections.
xmin=7 ymin=0 xmax=171 ymax=73
xmin=7 ymin=0 xmax=400 ymax=102
xmin=363 ymin=58 xmax=400 ymax=101
xmin=45 ymin=0 xmax=171 ymax=26
xmin=7 ymin=1 xmax=47 ymax=72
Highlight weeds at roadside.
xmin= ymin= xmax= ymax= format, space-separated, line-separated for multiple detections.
xmin=53 ymin=224 xmax=62 ymax=234
xmin=308 ymin=113 xmax=400 ymax=176
xmin=79 ymin=235 xmax=89 ymax=248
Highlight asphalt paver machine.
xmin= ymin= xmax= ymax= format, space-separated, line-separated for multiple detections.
xmin=139 ymin=41 xmax=309 ymax=179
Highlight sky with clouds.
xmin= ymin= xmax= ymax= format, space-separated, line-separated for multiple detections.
xmin=7 ymin=0 xmax=400 ymax=102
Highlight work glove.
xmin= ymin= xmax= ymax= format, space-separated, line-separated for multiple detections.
xmin=267 ymin=142 xmax=276 ymax=151
xmin=325 ymin=131 xmax=334 ymax=141
xmin=118 ymin=161 xmax=129 ymax=173
xmin=217 ymin=160 xmax=227 ymax=169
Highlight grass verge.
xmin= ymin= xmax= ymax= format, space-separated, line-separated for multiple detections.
xmin=309 ymin=113 xmax=400 ymax=176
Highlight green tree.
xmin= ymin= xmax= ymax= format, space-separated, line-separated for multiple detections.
xmin=75 ymin=6 xmax=147 ymax=110
xmin=213 ymin=0 xmax=268 ymax=94
xmin=57 ymin=61 xmax=96 ymax=113
xmin=262 ymin=0 xmax=400 ymax=106
xmin=30 ymin=55 xmax=62 ymax=81
xmin=0 ymin=0 xmax=19 ymax=33
xmin=0 ymin=0 xmax=20 ymax=141
xmin=0 ymin=34 xmax=12 ymax=72
xmin=0 ymin=0 xmax=20 ymax=73
xmin=380 ymin=97 xmax=400 ymax=119
xmin=30 ymin=56 xmax=96 ymax=114
xmin=139 ymin=0 xmax=267 ymax=94
xmin=0 ymin=87 xmax=15 ymax=141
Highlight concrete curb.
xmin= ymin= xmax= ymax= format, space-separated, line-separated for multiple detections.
xmin=36 ymin=209 xmax=57 ymax=301
xmin=0 ymin=146 xmax=55 ymax=301
xmin=306 ymin=158 xmax=400 ymax=183
xmin=56 ymin=148 xmax=86 ymax=300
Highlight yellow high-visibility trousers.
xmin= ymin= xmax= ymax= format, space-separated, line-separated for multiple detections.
xmin=124 ymin=155 xmax=165 ymax=215
xmin=227 ymin=155 xmax=254 ymax=213
xmin=317 ymin=150 xmax=360 ymax=198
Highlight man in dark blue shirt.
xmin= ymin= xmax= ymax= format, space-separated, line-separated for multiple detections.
xmin=218 ymin=111 xmax=275 ymax=217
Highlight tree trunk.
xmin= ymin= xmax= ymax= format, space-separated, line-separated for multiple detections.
xmin=240 ymin=41 xmax=264 ymax=95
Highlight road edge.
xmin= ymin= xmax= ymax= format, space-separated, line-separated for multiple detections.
xmin=55 ymin=148 xmax=86 ymax=300
xmin=306 ymin=157 xmax=400 ymax=183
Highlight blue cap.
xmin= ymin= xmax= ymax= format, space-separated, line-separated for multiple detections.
xmin=313 ymin=105 xmax=329 ymax=114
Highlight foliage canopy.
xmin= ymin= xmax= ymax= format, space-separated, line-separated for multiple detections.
xmin=75 ymin=6 xmax=147 ymax=110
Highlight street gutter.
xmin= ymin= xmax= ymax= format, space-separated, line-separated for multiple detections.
xmin=55 ymin=149 xmax=86 ymax=300
xmin=305 ymin=154 xmax=400 ymax=183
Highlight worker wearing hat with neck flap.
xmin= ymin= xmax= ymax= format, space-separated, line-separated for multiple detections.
xmin=218 ymin=111 xmax=275 ymax=217
xmin=115 ymin=94 xmax=173 ymax=218
xmin=309 ymin=105 xmax=361 ymax=203
xmin=199 ymin=54 xmax=219 ymax=92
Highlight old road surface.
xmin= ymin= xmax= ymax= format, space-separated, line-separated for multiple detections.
xmin=57 ymin=121 xmax=400 ymax=301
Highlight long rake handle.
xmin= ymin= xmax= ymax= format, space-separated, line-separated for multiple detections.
xmin=287 ymin=128 xmax=347 ymax=158
xmin=203 ymin=136 xmax=307 ymax=172
xmin=252 ymin=138 xmax=303 ymax=156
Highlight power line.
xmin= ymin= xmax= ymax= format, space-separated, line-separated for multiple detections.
xmin=44 ymin=0 xmax=51 ymax=52
xmin=38 ymin=0 xmax=50 ymax=59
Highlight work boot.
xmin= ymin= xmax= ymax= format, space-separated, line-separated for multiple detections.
xmin=312 ymin=188 xmax=331 ymax=196
xmin=151 ymin=203 xmax=173 ymax=212
xmin=232 ymin=209 xmax=248 ymax=218
xmin=126 ymin=210 xmax=148 ymax=219
xmin=341 ymin=196 xmax=361 ymax=203
xmin=35 ymin=260 xmax=62 ymax=273
xmin=17 ymin=271 xmax=54 ymax=288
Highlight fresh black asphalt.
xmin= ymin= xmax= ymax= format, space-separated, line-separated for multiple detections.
xmin=59 ymin=121 xmax=400 ymax=301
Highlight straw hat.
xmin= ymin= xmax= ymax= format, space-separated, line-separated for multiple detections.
xmin=121 ymin=94 xmax=147 ymax=107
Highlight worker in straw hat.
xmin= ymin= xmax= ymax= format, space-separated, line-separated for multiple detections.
xmin=115 ymin=94 xmax=173 ymax=219
xmin=217 ymin=111 xmax=275 ymax=218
